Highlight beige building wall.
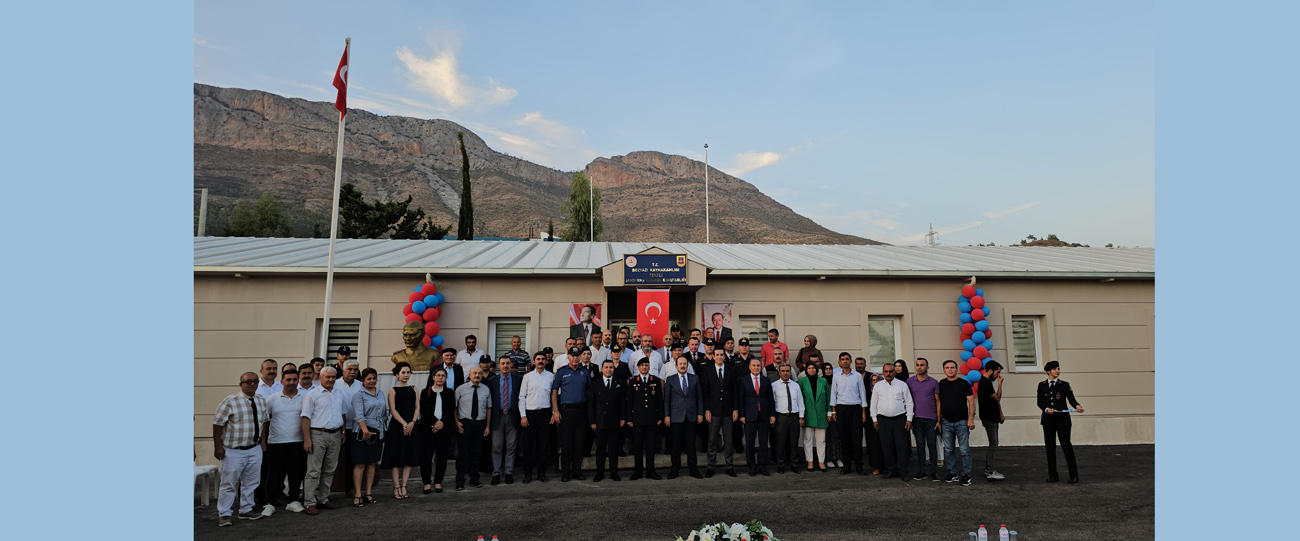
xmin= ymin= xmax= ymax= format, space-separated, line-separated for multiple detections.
xmin=195 ymin=273 xmax=1153 ymax=465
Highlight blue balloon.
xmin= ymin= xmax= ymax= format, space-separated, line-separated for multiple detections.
xmin=962 ymin=339 xmax=976 ymax=351
xmin=423 ymin=295 xmax=437 ymax=307
xmin=433 ymin=292 xmax=445 ymax=306
xmin=959 ymin=313 xmax=972 ymax=324
xmin=415 ymin=285 xmax=423 ymax=293
xmin=959 ymin=295 xmax=968 ymax=302
xmin=958 ymin=302 xmax=972 ymax=313
xmin=975 ymin=288 xmax=984 ymax=297
xmin=960 ymin=351 xmax=973 ymax=361
xmin=982 ymin=307 xmax=992 ymax=318
xmin=412 ymin=301 xmax=427 ymax=314
xmin=971 ymin=331 xmax=986 ymax=343
xmin=965 ymin=371 xmax=981 ymax=383
xmin=431 ymin=334 xmax=445 ymax=348
xmin=981 ymin=340 xmax=994 ymax=351
xmin=975 ymin=320 xmax=990 ymax=332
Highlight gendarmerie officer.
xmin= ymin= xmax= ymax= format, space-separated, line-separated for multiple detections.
xmin=551 ymin=347 xmax=591 ymax=482
xmin=588 ymin=358 xmax=626 ymax=482
xmin=1037 ymin=360 xmax=1084 ymax=483
xmin=626 ymin=357 xmax=663 ymax=480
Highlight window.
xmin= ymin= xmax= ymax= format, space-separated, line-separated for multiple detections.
xmin=489 ymin=318 xmax=529 ymax=360
xmin=740 ymin=316 xmax=773 ymax=346
xmin=868 ymin=316 xmax=900 ymax=368
xmin=1011 ymin=317 xmax=1042 ymax=367
xmin=317 ymin=318 xmax=360 ymax=358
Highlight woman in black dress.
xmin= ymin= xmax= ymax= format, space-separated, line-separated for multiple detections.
xmin=419 ymin=366 xmax=457 ymax=493
xmin=383 ymin=362 xmax=421 ymax=499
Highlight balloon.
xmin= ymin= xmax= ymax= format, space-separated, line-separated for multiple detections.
xmin=971 ymin=381 xmax=979 ymax=394
xmin=971 ymin=296 xmax=985 ymax=309
xmin=402 ymin=303 xmax=413 ymax=316
xmin=408 ymin=291 xmax=423 ymax=303
xmin=959 ymin=295 xmax=969 ymax=302
xmin=425 ymin=306 xmax=441 ymax=321
xmin=962 ymin=339 xmax=976 ymax=351
xmin=420 ymin=283 xmax=437 ymax=296
xmin=962 ymin=285 xmax=976 ymax=298
xmin=959 ymin=364 xmax=970 ymax=376
xmin=981 ymin=357 xmax=993 ymax=368
xmin=965 ymin=371 xmax=981 ymax=384
xmin=960 ymin=351 xmax=973 ymax=361
xmin=415 ymin=285 xmax=423 ymax=293
xmin=961 ymin=323 xmax=975 ymax=335
xmin=971 ymin=331 xmax=986 ymax=343
xmin=424 ymin=321 xmax=440 ymax=336
xmin=959 ymin=302 xmax=972 ymax=313
xmin=973 ymin=345 xmax=989 ymax=359
xmin=981 ymin=340 xmax=994 ymax=351
xmin=422 ymin=335 xmax=432 ymax=347
xmin=423 ymin=295 xmax=437 ymax=307
xmin=433 ymin=292 xmax=445 ymax=306
xmin=975 ymin=320 xmax=990 ymax=333
xmin=971 ymin=309 xmax=985 ymax=322
xmin=959 ymin=313 xmax=972 ymax=324
xmin=982 ymin=307 xmax=991 ymax=318
xmin=966 ymin=358 xmax=981 ymax=372
xmin=975 ymin=288 xmax=984 ymax=297
xmin=431 ymin=335 xmax=445 ymax=348
xmin=412 ymin=301 xmax=427 ymax=314
xmin=405 ymin=313 xmax=423 ymax=323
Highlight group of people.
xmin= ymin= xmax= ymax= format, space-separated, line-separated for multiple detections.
xmin=209 ymin=326 xmax=1086 ymax=527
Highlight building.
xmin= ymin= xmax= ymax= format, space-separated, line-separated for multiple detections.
xmin=194 ymin=237 xmax=1154 ymax=464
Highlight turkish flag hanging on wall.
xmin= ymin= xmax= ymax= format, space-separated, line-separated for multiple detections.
xmin=636 ymin=289 xmax=670 ymax=349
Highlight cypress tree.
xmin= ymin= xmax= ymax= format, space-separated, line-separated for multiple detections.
xmin=456 ymin=131 xmax=474 ymax=240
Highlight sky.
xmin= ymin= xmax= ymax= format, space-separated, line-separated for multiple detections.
xmin=195 ymin=1 xmax=1153 ymax=247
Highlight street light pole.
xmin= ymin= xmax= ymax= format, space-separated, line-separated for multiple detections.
xmin=704 ymin=143 xmax=709 ymax=243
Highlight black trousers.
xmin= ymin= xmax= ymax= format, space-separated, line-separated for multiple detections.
xmin=1044 ymin=424 xmax=1078 ymax=477
xmin=669 ymin=420 xmax=699 ymax=472
xmin=419 ymin=423 xmax=453 ymax=485
xmin=455 ymin=418 xmax=486 ymax=485
xmin=835 ymin=405 xmax=864 ymax=470
xmin=522 ymin=409 xmax=552 ymax=475
xmin=254 ymin=448 xmax=271 ymax=506
xmin=594 ymin=427 xmax=620 ymax=474
xmin=773 ymin=413 xmax=800 ymax=467
xmin=263 ymin=442 xmax=306 ymax=504
xmin=558 ymin=404 xmax=589 ymax=474
xmin=865 ymin=419 xmax=885 ymax=471
xmin=631 ymin=424 xmax=658 ymax=474
xmin=742 ymin=417 xmax=770 ymax=471
xmin=878 ymin=414 xmax=909 ymax=476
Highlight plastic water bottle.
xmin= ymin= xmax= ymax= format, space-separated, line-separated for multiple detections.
xmin=999 ymin=525 xmax=1009 ymax=541
xmin=978 ymin=525 xmax=988 ymax=541
xmin=492 ymin=537 xmax=500 ymax=541
xmin=1009 ymin=531 xmax=1018 ymax=541
xmin=968 ymin=533 xmax=977 ymax=541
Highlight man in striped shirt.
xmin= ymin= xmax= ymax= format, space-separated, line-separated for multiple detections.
xmin=212 ymin=372 xmax=270 ymax=526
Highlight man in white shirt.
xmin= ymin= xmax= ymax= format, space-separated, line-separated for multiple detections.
xmin=256 ymin=359 xmax=282 ymax=399
xmin=771 ymin=364 xmax=805 ymax=474
xmin=518 ymin=352 xmax=556 ymax=483
xmin=335 ymin=358 xmax=362 ymax=495
xmin=591 ymin=330 xmax=613 ymax=367
xmin=299 ymin=366 xmax=346 ymax=515
xmin=870 ymin=362 xmax=915 ymax=481
xmin=456 ymin=334 xmax=489 ymax=369
xmin=262 ymin=368 xmax=306 ymax=509
xmin=629 ymin=335 xmax=664 ymax=380
xmin=298 ymin=364 xmax=316 ymax=394
xmin=551 ymin=337 xmax=577 ymax=372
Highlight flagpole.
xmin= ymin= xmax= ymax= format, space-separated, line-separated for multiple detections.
xmin=589 ymin=170 xmax=593 ymax=242
xmin=320 ymin=37 xmax=349 ymax=359
xmin=704 ymin=143 xmax=710 ymax=243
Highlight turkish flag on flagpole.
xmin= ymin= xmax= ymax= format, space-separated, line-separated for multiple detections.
xmin=332 ymin=41 xmax=349 ymax=118
xmin=636 ymin=289 xmax=670 ymax=349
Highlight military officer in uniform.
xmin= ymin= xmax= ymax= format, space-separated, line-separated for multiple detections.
xmin=626 ymin=357 xmax=663 ymax=480
xmin=588 ymin=359 xmax=626 ymax=482
xmin=1037 ymin=360 xmax=1084 ymax=483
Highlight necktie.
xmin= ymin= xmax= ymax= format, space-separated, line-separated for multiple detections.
xmin=718 ymin=367 xmax=723 ymax=381
xmin=502 ymin=377 xmax=509 ymax=414
xmin=606 ymin=378 xmax=611 ymax=390
xmin=784 ymin=381 xmax=792 ymax=413
xmin=249 ymin=397 xmax=260 ymax=445
xmin=471 ymin=385 xmax=480 ymax=421
xmin=754 ymin=377 xmax=761 ymax=411
xmin=681 ymin=376 xmax=686 ymax=392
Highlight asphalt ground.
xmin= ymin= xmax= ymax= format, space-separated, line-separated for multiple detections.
xmin=195 ymin=444 xmax=1153 ymax=540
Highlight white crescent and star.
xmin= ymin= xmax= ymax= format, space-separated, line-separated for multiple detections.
xmin=339 ymin=65 xmax=348 ymax=85
xmin=644 ymin=302 xmax=662 ymax=324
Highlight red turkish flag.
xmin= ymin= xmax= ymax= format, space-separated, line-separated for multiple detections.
xmin=332 ymin=43 xmax=349 ymax=117
xmin=636 ymin=289 xmax=670 ymax=349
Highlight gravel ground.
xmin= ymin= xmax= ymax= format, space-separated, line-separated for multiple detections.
xmin=195 ymin=444 xmax=1153 ymax=540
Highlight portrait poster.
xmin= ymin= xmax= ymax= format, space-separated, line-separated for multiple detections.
xmin=701 ymin=302 xmax=735 ymax=346
xmin=569 ymin=303 xmax=602 ymax=343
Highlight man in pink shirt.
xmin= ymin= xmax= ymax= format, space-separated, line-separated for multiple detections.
xmin=760 ymin=329 xmax=790 ymax=371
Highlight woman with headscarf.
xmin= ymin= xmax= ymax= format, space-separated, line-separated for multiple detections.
xmin=795 ymin=335 xmax=823 ymax=376
xmin=820 ymin=362 xmax=842 ymax=468
xmin=798 ymin=359 xmax=830 ymax=471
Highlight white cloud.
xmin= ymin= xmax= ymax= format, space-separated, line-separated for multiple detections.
xmin=471 ymin=112 xmax=597 ymax=171
xmin=394 ymin=36 xmax=516 ymax=109
xmin=193 ymin=36 xmax=230 ymax=52
xmin=725 ymin=151 xmax=783 ymax=176
xmin=983 ymin=200 xmax=1041 ymax=220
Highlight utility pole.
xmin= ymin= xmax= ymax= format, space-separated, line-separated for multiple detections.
xmin=704 ymin=143 xmax=709 ymax=243
xmin=925 ymin=223 xmax=939 ymax=246
xmin=195 ymin=187 xmax=208 ymax=237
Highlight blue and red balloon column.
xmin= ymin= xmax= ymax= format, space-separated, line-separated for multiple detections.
xmin=957 ymin=285 xmax=992 ymax=393
xmin=402 ymin=282 xmax=445 ymax=350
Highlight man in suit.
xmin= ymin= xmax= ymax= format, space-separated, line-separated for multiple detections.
xmin=771 ymin=363 xmax=805 ymax=474
xmin=708 ymin=312 xmax=734 ymax=348
xmin=626 ymin=358 xmax=663 ymax=480
xmin=435 ymin=348 xmax=466 ymax=390
xmin=701 ymin=347 xmax=740 ymax=477
xmin=1038 ymin=360 xmax=1084 ymax=483
xmin=588 ymin=358 xmax=626 ymax=482
xmin=683 ymin=337 xmax=709 ymax=373
xmin=736 ymin=358 xmax=776 ymax=476
xmin=570 ymin=304 xmax=601 ymax=345
xmin=663 ymin=356 xmax=705 ymax=479
xmin=486 ymin=356 xmax=523 ymax=485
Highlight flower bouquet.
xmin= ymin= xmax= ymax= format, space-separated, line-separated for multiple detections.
xmin=675 ymin=520 xmax=778 ymax=541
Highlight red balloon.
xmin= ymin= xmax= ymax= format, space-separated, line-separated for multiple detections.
xmin=971 ymin=381 xmax=979 ymax=394
xmin=959 ymin=364 xmax=970 ymax=376
xmin=971 ymin=296 xmax=985 ymax=309
xmin=424 ymin=321 xmax=441 ymax=336
xmin=961 ymin=323 xmax=975 ymax=335
xmin=961 ymin=285 xmax=976 ymax=298
xmin=971 ymin=309 xmax=985 ymax=322
xmin=405 ymin=313 xmax=423 ymax=323
xmin=426 ymin=306 xmax=441 ymax=321
xmin=966 ymin=358 xmax=982 ymax=372
xmin=960 ymin=333 xmax=972 ymax=342
xmin=402 ymin=303 xmax=413 ymax=316
xmin=408 ymin=291 xmax=423 ymax=303
xmin=973 ymin=346 xmax=989 ymax=359
xmin=420 ymin=283 xmax=437 ymax=296
xmin=421 ymin=335 xmax=432 ymax=347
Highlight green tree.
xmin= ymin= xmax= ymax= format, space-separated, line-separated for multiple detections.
xmin=225 ymin=194 xmax=292 ymax=237
xmin=560 ymin=172 xmax=602 ymax=241
xmin=547 ymin=218 xmax=555 ymax=241
xmin=456 ymin=131 xmax=475 ymax=240
xmin=337 ymin=183 xmax=448 ymax=240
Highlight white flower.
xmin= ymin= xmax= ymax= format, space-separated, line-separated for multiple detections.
xmin=728 ymin=523 xmax=749 ymax=540
xmin=760 ymin=525 xmax=774 ymax=538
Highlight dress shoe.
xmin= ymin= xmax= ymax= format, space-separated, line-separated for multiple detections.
xmin=611 ymin=472 xmax=622 ymax=481
xmin=573 ymin=472 xmax=586 ymax=481
xmin=705 ymin=468 xmax=715 ymax=478
xmin=537 ymin=472 xmax=549 ymax=483
xmin=523 ymin=473 xmax=533 ymax=484
xmin=647 ymin=471 xmax=662 ymax=480
xmin=1068 ymin=475 xmax=1079 ymax=484
xmin=630 ymin=472 xmax=643 ymax=481
xmin=840 ymin=467 xmax=852 ymax=475
xmin=726 ymin=468 xmax=737 ymax=477
xmin=748 ymin=470 xmax=757 ymax=477
xmin=760 ymin=468 xmax=771 ymax=476
xmin=777 ymin=465 xmax=785 ymax=474
xmin=238 ymin=510 xmax=263 ymax=521
xmin=505 ymin=474 xmax=514 ymax=484
xmin=1046 ymin=475 xmax=1059 ymax=483
xmin=303 ymin=505 xmax=319 ymax=515
xmin=667 ymin=471 xmax=679 ymax=480
xmin=318 ymin=501 xmax=339 ymax=510
xmin=900 ymin=475 xmax=910 ymax=482
xmin=491 ymin=475 xmax=501 ymax=486
xmin=561 ymin=473 xmax=572 ymax=482
xmin=593 ymin=473 xmax=604 ymax=482
xmin=691 ymin=470 xmax=704 ymax=479
xmin=470 ymin=481 xmax=483 ymax=488
xmin=792 ymin=466 xmax=802 ymax=474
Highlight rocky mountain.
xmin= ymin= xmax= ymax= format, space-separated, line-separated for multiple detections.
xmin=194 ymin=84 xmax=880 ymax=244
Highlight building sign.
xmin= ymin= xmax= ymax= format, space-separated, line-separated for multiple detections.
xmin=623 ymin=254 xmax=688 ymax=285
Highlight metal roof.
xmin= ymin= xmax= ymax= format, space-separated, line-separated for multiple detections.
xmin=193 ymin=237 xmax=1154 ymax=279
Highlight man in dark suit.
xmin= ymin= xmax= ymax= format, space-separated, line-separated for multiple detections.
xmin=736 ymin=358 xmax=776 ymax=476
xmin=570 ymin=304 xmax=601 ymax=344
xmin=663 ymin=356 xmax=705 ymax=479
xmin=486 ymin=356 xmax=523 ymax=485
xmin=435 ymin=348 xmax=466 ymax=390
xmin=708 ymin=312 xmax=734 ymax=347
xmin=683 ymin=337 xmax=709 ymax=373
xmin=1037 ymin=360 xmax=1084 ymax=483
xmin=588 ymin=358 xmax=626 ymax=482
xmin=626 ymin=358 xmax=663 ymax=480
xmin=701 ymin=347 xmax=741 ymax=477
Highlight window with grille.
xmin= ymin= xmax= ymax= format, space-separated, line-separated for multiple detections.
xmin=868 ymin=316 xmax=901 ymax=368
xmin=739 ymin=316 xmax=773 ymax=347
xmin=321 ymin=318 xmax=360 ymax=358
xmin=489 ymin=318 xmax=529 ymax=361
xmin=1011 ymin=317 xmax=1042 ymax=367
